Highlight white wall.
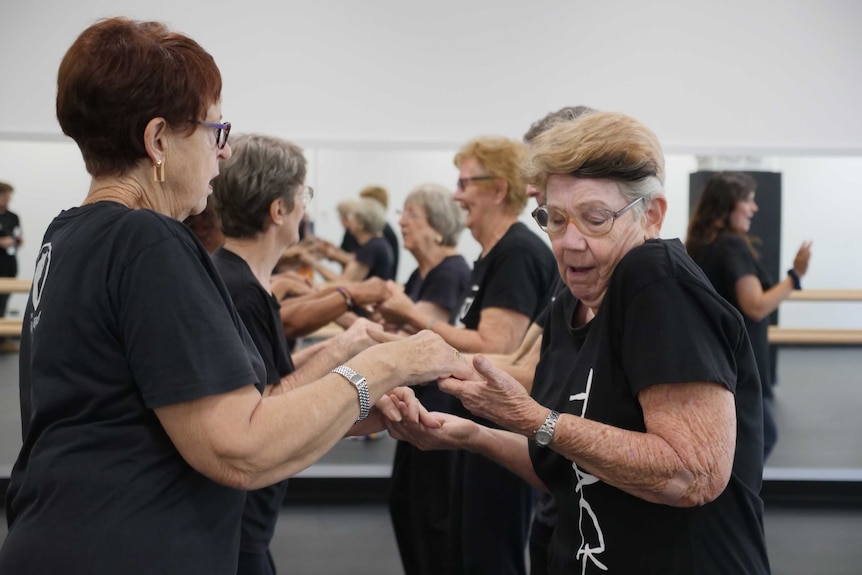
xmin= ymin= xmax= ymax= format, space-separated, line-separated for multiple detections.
xmin=0 ymin=0 xmax=860 ymax=327
xmin=2 ymin=0 xmax=862 ymax=152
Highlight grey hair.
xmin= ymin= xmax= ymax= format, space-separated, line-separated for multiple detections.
xmin=351 ymin=197 xmax=387 ymax=235
xmin=405 ymin=183 xmax=465 ymax=246
xmin=616 ymin=176 xmax=665 ymax=219
xmin=212 ymin=133 xmax=306 ymax=238
xmin=336 ymin=199 xmax=358 ymax=218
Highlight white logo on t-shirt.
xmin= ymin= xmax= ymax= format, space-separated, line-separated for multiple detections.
xmin=569 ymin=368 xmax=608 ymax=572
xmin=29 ymin=243 xmax=52 ymax=333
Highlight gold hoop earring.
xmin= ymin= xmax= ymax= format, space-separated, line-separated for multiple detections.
xmin=153 ymin=160 xmax=165 ymax=183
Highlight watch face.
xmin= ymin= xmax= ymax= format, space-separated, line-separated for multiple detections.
xmin=535 ymin=429 xmax=552 ymax=446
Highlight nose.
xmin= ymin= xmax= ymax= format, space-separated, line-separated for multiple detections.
xmin=752 ymin=200 xmax=758 ymax=212
xmin=557 ymin=219 xmax=588 ymax=250
xmin=218 ymin=142 xmax=232 ymax=160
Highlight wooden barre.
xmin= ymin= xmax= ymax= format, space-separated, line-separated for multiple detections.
xmin=768 ymin=327 xmax=862 ymax=345
xmin=786 ymin=289 xmax=862 ymax=302
xmin=0 ymin=318 xmax=23 ymax=337
xmin=0 ymin=278 xmax=32 ymax=294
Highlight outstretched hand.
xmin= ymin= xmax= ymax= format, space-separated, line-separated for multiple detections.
xmin=439 ymin=354 xmax=544 ymax=435
xmin=793 ymin=240 xmax=813 ymax=276
xmin=385 ymin=411 xmax=477 ymax=451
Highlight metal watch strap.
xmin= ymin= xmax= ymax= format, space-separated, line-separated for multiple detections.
xmin=331 ymin=365 xmax=371 ymax=423
xmin=534 ymin=410 xmax=560 ymax=447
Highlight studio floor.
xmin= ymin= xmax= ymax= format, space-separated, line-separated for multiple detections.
xmin=2 ymin=347 xmax=862 ymax=574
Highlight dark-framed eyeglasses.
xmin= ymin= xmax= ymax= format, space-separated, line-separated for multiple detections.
xmin=531 ymin=196 xmax=644 ymax=237
xmin=456 ymin=175 xmax=495 ymax=190
xmin=198 ymin=121 xmax=231 ymax=149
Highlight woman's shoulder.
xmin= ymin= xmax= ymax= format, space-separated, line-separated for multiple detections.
xmin=616 ymin=238 xmax=707 ymax=290
xmin=495 ymin=222 xmax=553 ymax=257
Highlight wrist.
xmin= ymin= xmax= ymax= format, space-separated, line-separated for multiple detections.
xmin=787 ymin=268 xmax=802 ymax=290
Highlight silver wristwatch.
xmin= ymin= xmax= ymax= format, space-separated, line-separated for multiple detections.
xmin=331 ymin=365 xmax=371 ymax=423
xmin=534 ymin=410 xmax=560 ymax=447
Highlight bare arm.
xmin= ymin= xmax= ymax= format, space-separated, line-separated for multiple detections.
xmin=279 ymin=289 xmax=352 ymax=338
xmin=736 ymin=241 xmax=812 ymax=321
xmin=472 ymin=323 xmax=543 ymax=392
xmin=153 ymin=331 xmax=475 ymax=491
xmin=380 ymin=293 xmax=531 ymax=355
xmin=442 ymin=355 xmax=736 ymax=507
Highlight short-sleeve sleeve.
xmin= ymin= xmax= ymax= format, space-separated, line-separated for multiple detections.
xmin=620 ymin=277 xmax=744 ymax=396
xmin=482 ymin=246 xmax=549 ymax=318
xmin=115 ymin=234 xmax=261 ymax=408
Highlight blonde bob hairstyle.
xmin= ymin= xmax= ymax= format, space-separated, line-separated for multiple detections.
xmin=454 ymin=136 xmax=528 ymax=216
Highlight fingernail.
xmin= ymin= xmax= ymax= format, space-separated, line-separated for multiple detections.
xmin=389 ymin=410 xmax=402 ymax=422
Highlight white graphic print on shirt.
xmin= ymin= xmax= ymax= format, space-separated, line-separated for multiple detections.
xmin=569 ymin=368 xmax=608 ymax=573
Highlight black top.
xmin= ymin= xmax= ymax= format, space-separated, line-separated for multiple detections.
xmin=1 ymin=203 xmax=267 ymax=575
xmin=0 ymin=209 xmax=21 ymax=275
xmin=403 ymin=254 xmax=471 ymax=412
xmin=356 ymin=235 xmax=396 ymax=281
xmin=689 ymin=234 xmax=775 ymax=393
xmin=456 ymin=222 xmax=556 ymax=330
xmin=341 ymin=222 xmax=400 ymax=277
xmin=213 ymin=248 xmax=296 ymax=554
xmin=454 ymin=221 xmax=556 ymax=424
xmin=529 ymin=239 xmax=770 ymax=575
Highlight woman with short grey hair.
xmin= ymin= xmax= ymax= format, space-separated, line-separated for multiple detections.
xmin=383 ymin=183 xmax=471 ymax=575
xmin=303 ymin=197 xmax=395 ymax=282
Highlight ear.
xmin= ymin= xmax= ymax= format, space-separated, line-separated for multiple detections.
xmin=643 ymin=195 xmax=667 ymax=238
xmin=491 ymin=179 xmax=508 ymax=206
xmin=143 ymin=117 xmax=169 ymax=164
xmin=269 ymin=197 xmax=286 ymax=226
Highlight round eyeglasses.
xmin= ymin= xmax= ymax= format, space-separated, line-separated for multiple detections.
xmin=531 ymin=196 xmax=644 ymax=237
xmin=197 ymin=121 xmax=231 ymax=149
xmin=298 ymin=185 xmax=314 ymax=205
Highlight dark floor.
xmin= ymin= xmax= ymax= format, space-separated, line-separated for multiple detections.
xmin=2 ymin=348 xmax=862 ymax=573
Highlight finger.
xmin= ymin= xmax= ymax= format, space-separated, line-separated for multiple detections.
xmin=369 ymin=329 xmax=403 ymax=344
xmin=417 ymin=407 xmax=444 ymax=428
xmin=472 ymin=354 xmax=512 ymax=389
xmin=438 ymin=376 xmax=468 ymax=396
xmin=374 ymin=394 xmax=402 ymax=422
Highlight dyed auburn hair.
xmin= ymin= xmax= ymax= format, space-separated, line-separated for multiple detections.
xmin=454 ymin=137 xmax=528 ymax=216
xmin=56 ymin=17 xmax=222 ymax=177
xmin=685 ymin=172 xmax=759 ymax=257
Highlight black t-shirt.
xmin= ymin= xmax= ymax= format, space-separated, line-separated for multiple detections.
xmin=213 ymin=248 xmax=296 ymax=554
xmin=690 ymin=235 xmax=775 ymax=393
xmin=534 ymin=273 xmax=566 ymax=331
xmin=1 ymin=203 xmax=266 ymax=575
xmin=356 ymin=236 xmax=395 ymax=280
xmin=529 ymin=239 xmax=769 ymax=575
xmin=382 ymin=222 xmax=400 ymax=278
xmin=0 ymin=209 xmax=21 ymax=275
xmin=342 ymin=224 xmax=399 ymax=277
xmin=456 ymin=222 xmax=556 ymax=330
xmin=453 ymin=222 xmax=556 ymax=424
xmin=403 ymin=254 xmax=471 ymax=412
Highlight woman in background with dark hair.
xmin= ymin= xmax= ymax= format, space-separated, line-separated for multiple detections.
xmin=686 ymin=171 xmax=813 ymax=460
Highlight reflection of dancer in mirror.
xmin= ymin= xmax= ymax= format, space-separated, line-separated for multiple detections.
xmin=687 ymin=171 xmax=812 ymax=460
xmin=0 ymin=181 xmax=22 ymax=317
